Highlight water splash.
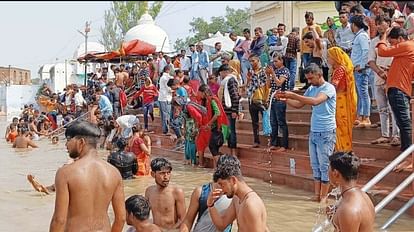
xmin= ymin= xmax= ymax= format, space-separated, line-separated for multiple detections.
xmin=312 ymin=186 xmax=341 ymax=232
xmin=265 ymin=136 xmax=275 ymax=195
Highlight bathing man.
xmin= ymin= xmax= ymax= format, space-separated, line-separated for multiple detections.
xmin=145 ymin=157 xmax=186 ymax=230
xmin=49 ymin=120 xmax=125 ymax=232
xmin=279 ymin=63 xmax=336 ymax=202
xmin=329 ymin=151 xmax=375 ymax=232
xmin=207 ymin=154 xmax=268 ymax=231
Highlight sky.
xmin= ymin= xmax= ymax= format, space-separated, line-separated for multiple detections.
xmin=0 ymin=1 xmax=250 ymax=78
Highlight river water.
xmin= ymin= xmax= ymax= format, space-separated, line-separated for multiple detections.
xmin=0 ymin=119 xmax=412 ymax=231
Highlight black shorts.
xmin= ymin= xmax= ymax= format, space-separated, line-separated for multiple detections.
xmin=209 ymin=127 xmax=224 ymax=156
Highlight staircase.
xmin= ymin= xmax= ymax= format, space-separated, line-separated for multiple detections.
xmin=141 ymin=92 xmax=414 ymax=216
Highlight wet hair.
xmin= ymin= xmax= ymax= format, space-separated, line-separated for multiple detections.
xmin=350 ymin=15 xmax=368 ymax=30
xmin=329 ymin=151 xmax=360 ymax=181
xmin=388 ymin=27 xmax=408 ymax=40
xmin=167 ymin=78 xmax=180 ymax=88
xmin=304 ymin=63 xmax=323 ymax=75
xmin=150 ymin=157 xmax=172 ymax=172
xmin=375 ymin=15 xmax=392 ymax=25
xmin=116 ymin=137 xmax=128 ymax=150
xmin=64 ymin=120 xmax=101 ymax=147
xmin=213 ymin=154 xmax=242 ymax=182
xmin=302 ymin=31 xmax=314 ymax=40
xmin=125 ymin=195 xmax=151 ymax=221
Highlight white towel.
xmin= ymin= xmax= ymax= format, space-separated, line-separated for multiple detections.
xmin=221 ymin=74 xmax=235 ymax=108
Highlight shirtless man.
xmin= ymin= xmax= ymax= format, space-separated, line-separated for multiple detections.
xmin=329 ymin=151 xmax=375 ymax=232
xmin=125 ymin=195 xmax=161 ymax=232
xmin=145 ymin=157 xmax=186 ymax=230
xmin=207 ymin=154 xmax=268 ymax=232
xmin=49 ymin=121 xmax=125 ymax=232
xmin=13 ymin=128 xmax=38 ymax=148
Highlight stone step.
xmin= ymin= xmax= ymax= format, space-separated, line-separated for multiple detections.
xmin=146 ymin=121 xmax=401 ymax=162
xmin=150 ymin=134 xmax=410 ymax=187
xmin=141 ymin=115 xmax=386 ymax=144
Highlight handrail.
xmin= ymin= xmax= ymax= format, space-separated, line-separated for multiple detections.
xmin=361 ymin=144 xmax=414 ymax=192
xmin=313 ymin=144 xmax=414 ymax=232
xmin=381 ymin=197 xmax=414 ymax=230
xmin=374 ymin=173 xmax=414 ymax=213
xmin=48 ymin=111 xmax=90 ymax=136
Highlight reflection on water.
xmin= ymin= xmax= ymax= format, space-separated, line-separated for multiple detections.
xmin=0 ymin=120 xmax=413 ymax=231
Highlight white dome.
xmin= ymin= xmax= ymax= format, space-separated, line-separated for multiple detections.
xmin=73 ymin=42 xmax=106 ymax=59
xmin=124 ymin=13 xmax=172 ymax=53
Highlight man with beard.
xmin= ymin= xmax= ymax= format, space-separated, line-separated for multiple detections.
xmin=207 ymin=155 xmax=268 ymax=232
xmin=144 ymin=158 xmax=186 ymax=230
xmin=49 ymin=121 xmax=125 ymax=232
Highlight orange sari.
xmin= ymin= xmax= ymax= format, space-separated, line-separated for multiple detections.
xmin=329 ymin=47 xmax=357 ymax=152
xmin=126 ymin=136 xmax=150 ymax=176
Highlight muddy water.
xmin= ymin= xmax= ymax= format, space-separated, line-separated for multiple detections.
xmin=0 ymin=119 xmax=412 ymax=231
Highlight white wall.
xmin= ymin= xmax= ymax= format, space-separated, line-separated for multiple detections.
xmin=50 ymin=63 xmax=73 ymax=93
xmin=5 ymin=85 xmax=40 ymax=121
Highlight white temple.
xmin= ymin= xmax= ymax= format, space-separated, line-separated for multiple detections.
xmin=124 ymin=13 xmax=173 ymax=53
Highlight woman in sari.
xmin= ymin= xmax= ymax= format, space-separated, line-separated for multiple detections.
xmin=126 ymin=124 xmax=151 ymax=176
xmin=327 ymin=47 xmax=357 ymax=152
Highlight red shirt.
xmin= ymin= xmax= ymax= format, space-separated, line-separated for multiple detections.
xmin=132 ymin=85 xmax=158 ymax=104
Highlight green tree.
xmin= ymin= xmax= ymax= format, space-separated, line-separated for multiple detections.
xmin=174 ymin=6 xmax=250 ymax=51
xmin=100 ymin=1 xmax=163 ymax=51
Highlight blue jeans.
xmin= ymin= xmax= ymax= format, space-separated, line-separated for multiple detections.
xmin=368 ymin=69 xmax=376 ymax=101
xmin=158 ymin=101 xmax=171 ymax=134
xmin=226 ymin=113 xmax=237 ymax=149
xmin=354 ymin=71 xmax=371 ymax=116
xmin=285 ymin=57 xmax=297 ymax=90
xmin=387 ymin=88 xmax=412 ymax=151
xmin=143 ymin=102 xmax=154 ymax=130
xmin=270 ymin=101 xmax=288 ymax=148
xmin=170 ymin=104 xmax=182 ymax=138
xmin=240 ymin=58 xmax=251 ymax=84
xmin=309 ymin=130 xmax=336 ymax=183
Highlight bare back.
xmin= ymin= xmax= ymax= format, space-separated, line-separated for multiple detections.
xmin=234 ymin=192 xmax=268 ymax=232
xmin=13 ymin=136 xmax=37 ymax=148
xmin=55 ymin=155 xmax=123 ymax=231
xmin=333 ymin=190 xmax=375 ymax=232
xmin=145 ymin=185 xmax=184 ymax=230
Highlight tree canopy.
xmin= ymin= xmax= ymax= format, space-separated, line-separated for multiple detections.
xmin=174 ymin=6 xmax=250 ymax=51
xmin=100 ymin=1 xmax=163 ymax=51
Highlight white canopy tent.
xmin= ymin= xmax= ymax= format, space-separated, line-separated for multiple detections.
xmin=199 ymin=31 xmax=244 ymax=53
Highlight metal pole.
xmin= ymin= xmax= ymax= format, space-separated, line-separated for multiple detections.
xmin=381 ymin=197 xmax=414 ymax=230
xmin=374 ymin=173 xmax=414 ymax=213
xmin=361 ymin=144 xmax=414 ymax=192
xmin=84 ymin=21 xmax=90 ymax=87
xmin=65 ymin=59 xmax=68 ymax=87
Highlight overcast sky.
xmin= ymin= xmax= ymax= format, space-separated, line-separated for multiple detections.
xmin=0 ymin=1 xmax=250 ymax=78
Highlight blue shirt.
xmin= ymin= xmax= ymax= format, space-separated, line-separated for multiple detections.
xmin=304 ymin=82 xmax=336 ymax=132
xmin=351 ymin=29 xmax=370 ymax=69
xmin=99 ymin=95 xmax=113 ymax=116
xmin=198 ymin=50 xmax=209 ymax=69
xmin=176 ymin=87 xmax=188 ymax=98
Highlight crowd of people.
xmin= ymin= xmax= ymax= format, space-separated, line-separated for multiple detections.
xmin=3 ymin=1 xmax=414 ymax=231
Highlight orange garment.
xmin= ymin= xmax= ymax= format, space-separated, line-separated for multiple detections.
xmin=328 ymin=47 xmax=357 ymax=152
xmin=126 ymin=136 xmax=150 ymax=176
xmin=38 ymin=97 xmax=58 ymax=113
xmin=377 ymin=40 xmax=414 ymax=96
xmin=173 ymin=58 xmax=181 ymax=69
xmin=7 ymin=131 xmax=18 ymax=143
